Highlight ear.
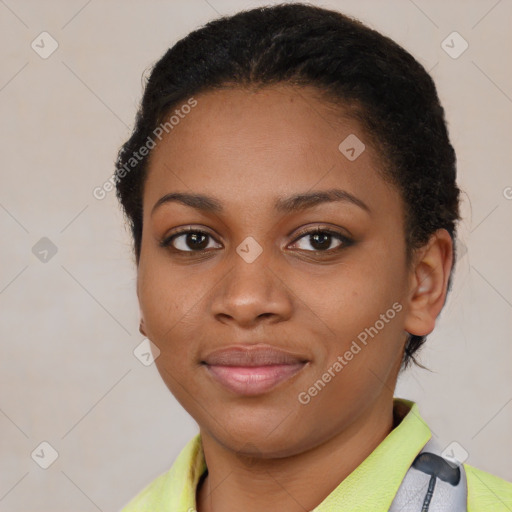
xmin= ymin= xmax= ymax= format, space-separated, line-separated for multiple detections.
xmin=403 ymin=229 xmax=454 ymax=337
xmin=136 ymin=276 xmax=148 ymax=337
xmin=139 ymin=318 xmax=147 ymax=337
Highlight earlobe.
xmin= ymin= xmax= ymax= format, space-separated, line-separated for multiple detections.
xmin=136 ymin=277 xmax=147 ymax=336
xmin=139 ymin=302 xmax=147 ymax=337
xmin=139 ymin=319 xmax=147 ymax=337
xmin=403 ymin=229 xmax=453 ymax=337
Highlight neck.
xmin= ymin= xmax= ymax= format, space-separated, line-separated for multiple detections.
xmin=196 ymin=396 xmax=398 ymax=512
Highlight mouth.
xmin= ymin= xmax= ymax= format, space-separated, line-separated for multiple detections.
xmin=201 ymin=345 xmax=309 ymax=396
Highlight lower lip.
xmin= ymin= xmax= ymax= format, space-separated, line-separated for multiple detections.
xmin=204 ymin=363 xmax=306 ymax=396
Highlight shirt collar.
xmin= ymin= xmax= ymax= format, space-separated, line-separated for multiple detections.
xmin=143 ymin=397 xmax=431 ymax=511
xmin=312 ymin=398 xmax=431 ymax=511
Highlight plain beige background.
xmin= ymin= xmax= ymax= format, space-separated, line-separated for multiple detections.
xmin=0 ymin=0 xmax=511 ymax=510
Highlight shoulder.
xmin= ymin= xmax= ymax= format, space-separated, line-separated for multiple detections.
xmin=119 ymin=466 xmax=176 ymax=512
xmin=464 ymin=463 xmax=512 ymax=512
xmin=119 ymin=433 xmax=204 ymax=512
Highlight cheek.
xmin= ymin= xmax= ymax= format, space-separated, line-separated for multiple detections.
xmin=312 ymin=257 xmax=403 ymax=335
xmin=292 ymin=261 xmax=406 ymax=427
xmin=138 ymin=249 xmax=202 ymax=329
xmin=137 ymin=257 xmax=202 ymax=363
xmin=138 ymin=264 xmax=206 ymax=403
xmin=301 ymin=244 xmax=407 ymax=374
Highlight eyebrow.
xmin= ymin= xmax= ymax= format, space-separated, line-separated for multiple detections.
xmin=151 ymin=188 xmax=370 ymax=216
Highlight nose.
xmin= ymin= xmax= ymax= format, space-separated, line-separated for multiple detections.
xmin=209 ymin=245 xmax=293 ymax=328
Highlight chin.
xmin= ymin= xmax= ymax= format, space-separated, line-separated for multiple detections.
xmin=203 ymin=409 xmax=309 ymax=459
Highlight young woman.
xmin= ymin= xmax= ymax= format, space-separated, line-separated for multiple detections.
xmin=114 ymin=3 xmax=512 ymax=511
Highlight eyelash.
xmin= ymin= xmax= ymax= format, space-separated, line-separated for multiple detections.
xmin=159 ymin=225 xmax=354 ymax=256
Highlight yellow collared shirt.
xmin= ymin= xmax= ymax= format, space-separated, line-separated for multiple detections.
xmin=120 ymin=398 xmax=512 ymax=511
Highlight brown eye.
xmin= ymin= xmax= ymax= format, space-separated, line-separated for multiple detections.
xmin=160 ymin=229 xmax=221 ymax=253
xmin=290 ymin=227 xmax=353 ymax=253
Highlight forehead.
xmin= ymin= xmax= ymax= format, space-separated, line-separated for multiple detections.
xmin=144 ymin=84 xmax=399 ymax=218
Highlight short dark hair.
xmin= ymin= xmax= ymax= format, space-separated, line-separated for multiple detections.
xmin=114 ymin=2 xmax=461 ymax=371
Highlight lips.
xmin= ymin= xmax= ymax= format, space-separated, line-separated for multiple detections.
xmin=201 ymin=345 xmax=309 ymax=396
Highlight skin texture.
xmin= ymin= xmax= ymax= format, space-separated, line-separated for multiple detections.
xmin=137 ymin=84 xmax=453 ymax=512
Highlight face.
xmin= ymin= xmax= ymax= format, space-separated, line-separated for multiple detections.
xmin=137 ymin=84 xmax=412 ymax=458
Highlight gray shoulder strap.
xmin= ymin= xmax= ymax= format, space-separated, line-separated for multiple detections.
xmin=388 ymin=437 xmax=467 ymax=511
